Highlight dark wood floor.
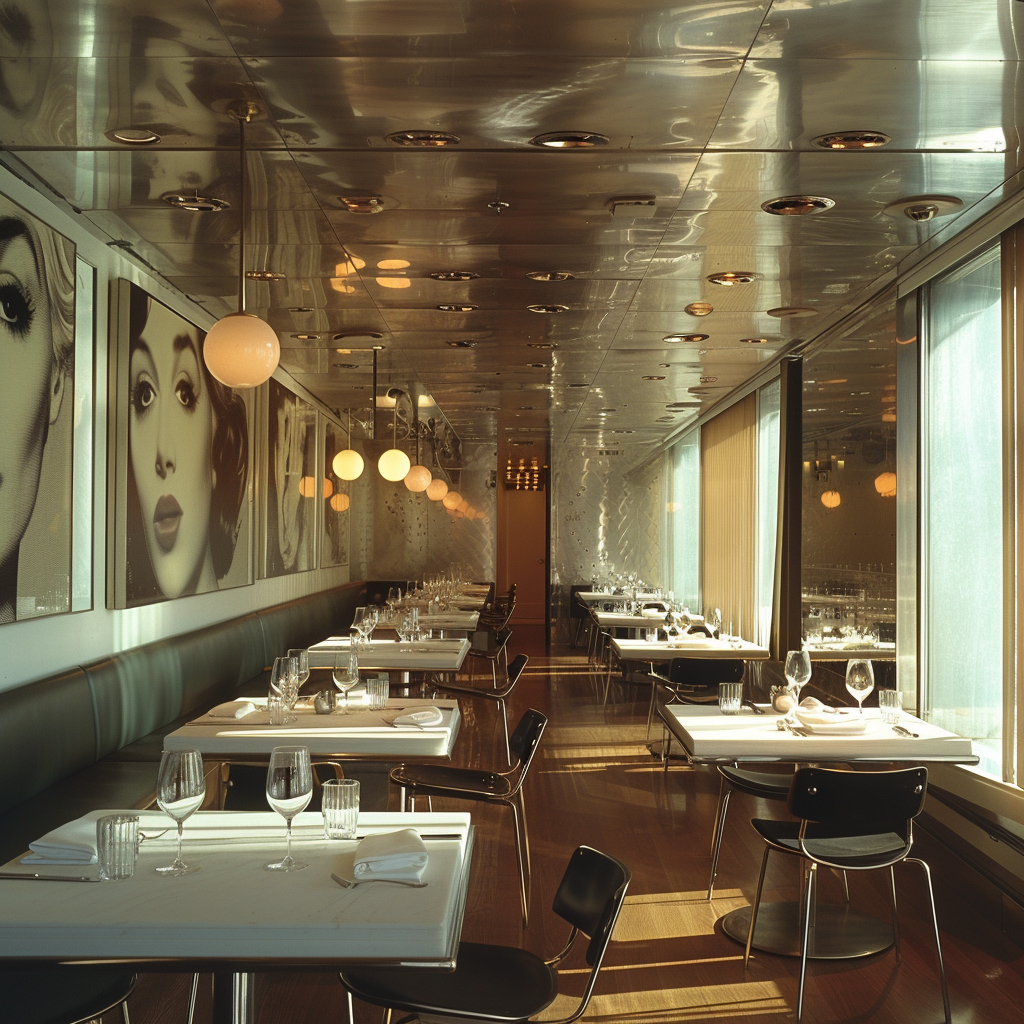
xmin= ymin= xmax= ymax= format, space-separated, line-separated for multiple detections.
xmin=123 ymin=635 xmax=1024 ymax=1023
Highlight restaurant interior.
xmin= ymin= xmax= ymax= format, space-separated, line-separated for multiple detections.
xmin=3 ymin=0 xmax=1024 ymax=1022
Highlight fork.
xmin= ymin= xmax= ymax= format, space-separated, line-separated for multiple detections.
xmin=331 ymin=872 xmax=427 ymax=889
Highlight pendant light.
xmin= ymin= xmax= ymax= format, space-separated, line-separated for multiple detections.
xmin=425 ymin=477 xmax=448 ymax=501
xmin=404 ymin=428 xmax=432 ymax=492
xmin=203 ymin=101 xmax=280 ymax=389
xmin=442 ymin=489 xmax=463 ymax=510
xmin=333 ymin=408 xmax=365 ymax=481
xmin=378 ymin=402 xmax=412 ymax=481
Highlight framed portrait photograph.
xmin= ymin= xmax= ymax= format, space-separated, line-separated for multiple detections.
xmin=108 ymin=280 xmax=253 ymax=608
xmin=263 ymin=378 xmax=317 ymax=578
xmin=321 ymin=415 xmax=350 ymax=569
xmin=0 ymin=191 xmax=77 ymax=624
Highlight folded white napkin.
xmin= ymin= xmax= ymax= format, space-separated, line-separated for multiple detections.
xmin=22 ymin=809 xmax=162 ymax=864
xmin=793 ymin=700 xmax=866 ymax=734
xmin=354 ymin=829 xmax=428 ymax=882
xmin=641 ymin=607 xmax=665 ymax=618
xmin=207 ymin=700 xmax=257 ymax=719
xmin=392 ymin=707 xmax=444 ymax=729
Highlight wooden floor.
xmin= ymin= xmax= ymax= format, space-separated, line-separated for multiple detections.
xmin=123 ymin=635 xmax=1024 ymax=1024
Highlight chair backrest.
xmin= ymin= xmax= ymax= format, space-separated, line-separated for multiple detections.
xmin=668 ymin=657 xmax=744 ymax=687
xmin=506 ymin=653 xmax=529 ymax=687
xmin=508 ymin=708 xmax=547 ymax=781
xmin=788 ymin=766 xmax=928 ymax=832
xmin=552 ymin=846 xmax=631 ymax=967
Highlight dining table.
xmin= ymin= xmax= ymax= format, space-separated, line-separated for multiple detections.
xmin=307 ymin=637 xmax=471 ymax=674
xmin=0 ymin=809 xmax=474 ymax=1024
xmin=659 ymin=703 xmax=977 ymax=960
xmin=612 ymin=636 xmax=770 ymax=662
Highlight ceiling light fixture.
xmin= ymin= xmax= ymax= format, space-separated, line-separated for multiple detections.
xmin=330 ymin=492 xmax=350 ymax=512
xmin=767 ymin=306 xmax=817 ymax=318
xmin=442 ymin=489 xmax=464 ymax=509
xmin=245 ymin=270 xmax=285 ymax=281
xmin=161 ymin=192 xmax=229 ymax=212
xmin=526 ymin=271 xmax=575 ymax=282
xmin=527 ymin=304 xmax=568 ymax=313
xmin=403 ymin=430 xmax=433 ymax=493
xmin=684 ymin=302 xmax=714 ymax=317
xmin=291 ymin=333 xmax=320 ymax=341
xmin=378 ymin=400 xmax=412 ymax=482
xmin=813 ymin=130 xmax=891 ymax=150
xmin=642 ymin=375 xmax=666 ymax=381
xmin=740 ymin=337 xmax=769 ymax=344
xmin=438 ymin=304 xmax=478 ymax=312
xmin=334 ymin=331 xmax=382 ymax=341
xmin=874 ymin=471 xmax=897 ymax=497
xmin=106 ymin=127 xmax=162 ymax=145
xmin=761 ymin=195 xmax=835 ymax=216
xmin=387 ymin=130 xmax=461 ymax=147
xmin=664 ymin=333 xmax=707 ymax=344
xmin=882 ymin=194 xmax=964 ymax=222
xmin=376 ymin=276 xmax=411 ymax=289
xmin=707 ymin=271 xmax=756 ymax=286
xmin=430 ymin=271 xmax=478 ymax=281
xmin=821 ymin=490 xmax=842 ymax=509
xmin=202 ymin=102 xmax=280 ymax=389
xmin=447 ymin=340 xmax=477 ymax=348
xmin=527 ymin=342 xmax=558 ymax=349
xmin=699 ymin=375 xmax=718 ymax=383
xmin=333 ymin=409 xmax=365 ymax=481
xmin=529 ymin=131 xmax=609 ymax=148
xmin=289 ymin=306 xmax=314 ymax=313
xmin=337 ymin=195 xmax=385 ymax=214
xmin=378 ymin=259 xmax=410 ymax=270
xmin=426 ymin=478 xmax=449 ymax=501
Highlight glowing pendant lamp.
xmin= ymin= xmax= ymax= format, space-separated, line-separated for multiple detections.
xmin=203 ymin=102 xmax=280 ymax=389
xmin=442 ymin=490 xmax=463 ymax=510
xmin=404 ymin=432 xmax=432 ymax=492
xmin=333 ymin=408 xmax=364 ymax=481
xmin=425 ymin=478 xmax=448 ymax=501
xmin=378 ymin=401 xmax=411 ymax=481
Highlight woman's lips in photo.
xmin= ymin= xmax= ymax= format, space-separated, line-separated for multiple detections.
xmin=153 ymin=495 xmax=183 ymax=552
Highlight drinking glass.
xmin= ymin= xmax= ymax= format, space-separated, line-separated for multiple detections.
xmin=333 ymin=649 xmax=360 ymax=713
xmin=155 ymin=749 xmax=205 ymax=876
xmin=287 ymin=649 xmax=310 ymax=692
xmin=271 ymin=656 xmax=299 ymax=721
xmin=845 ymin=659 xmax=875 ymax=715
xmin=784 ymin=650 xmax=812 ymax=702
xmin=265 ymin=746 xmax=313 ymax=871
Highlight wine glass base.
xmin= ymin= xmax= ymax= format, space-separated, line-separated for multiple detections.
xmin=155 ymin=862 xmax=200 ymax=876
xmin=266 ymin=858 xmax=307 ymax=872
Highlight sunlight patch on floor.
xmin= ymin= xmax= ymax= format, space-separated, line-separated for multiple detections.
xmin=611 ymin=895 xmax=722 ymax=940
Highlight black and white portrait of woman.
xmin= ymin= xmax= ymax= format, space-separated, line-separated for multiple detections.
xmin=124 ymin=283 xmax=250 ymax=605
xmin=0 ymin=193 xmax=74 ymax=624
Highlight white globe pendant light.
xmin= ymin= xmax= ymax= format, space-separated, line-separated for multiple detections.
xmin=426 ymin=478 xmax=448 ymax=501
xmin=203 ymin=102 xmax=280 ymax=389
xmin=378 ymin=401 xmax=411 ymax=481
xmin=405 ymin=465 xmax=432 ymax=492
xmin=442 ymin=490 xmax=463 ymax=510
xmin=333 ymin=408 xmax=364 ymax=481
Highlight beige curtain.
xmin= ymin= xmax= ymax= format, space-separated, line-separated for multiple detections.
xmin=701 ymin=394 xmax=757 ymax=639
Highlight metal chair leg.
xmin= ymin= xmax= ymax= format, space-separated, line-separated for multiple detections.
xmin=909 ymin=858 xmax=952 ymax=1024
xmin=797 ymin=863 xmax=817 ymax=1023
xmin=887 ymin=865 xmax=901 ymax=961
xmin=707 ymin=784 xmax=732 ymax=900
xmin=744 ymin=847 xmax=771 ymax=967
xmin=498 ymin=699 xmax=511 ymax=766
xmin=187 ymin=973 xmax=200 ymax=1024
xmin=508 ymin=791 xmax=531 ymax=927
xmin=122 ymin=1001 xmax=131 ymax=1024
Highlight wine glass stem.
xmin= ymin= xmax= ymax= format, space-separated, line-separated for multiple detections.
xmin=285 ymin=819 xmax=293 ymax=863
xmin=175 ymin=821 xmax=184 ymax=866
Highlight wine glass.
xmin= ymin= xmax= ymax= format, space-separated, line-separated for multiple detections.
xmin=155 ymin=749 xmax=206 ymax=876
xmin=271 ymin=656 xmax=299 ymax=721
xmin=265 ymin=746 xmax=313 ymax=872
xmin=333 ymin=649 xmax=360 ymax=714
xmin=287 ymin=649 xmax=310 ymax=693
xmin=845 ymin=659 xmax=875 ymax=715
xmin=784 ymin=650 xmax=812 ymax=703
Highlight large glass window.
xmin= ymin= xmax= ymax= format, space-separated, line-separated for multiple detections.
xmin=923 ymin=245 xmax=1003 ymax=777
xmin=756 ymin=380 xmax=781 ymax=646
xmin=667 ymin=429 xmax=700 ymax=609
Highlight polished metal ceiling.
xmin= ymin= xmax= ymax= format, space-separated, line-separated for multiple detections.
xmin=5 ymin=0 xmax=1024 ymax=454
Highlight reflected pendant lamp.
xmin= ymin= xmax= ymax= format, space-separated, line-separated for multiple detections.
xmin=426 ymin=478 xmax=448 ymax=501
xmin=442 ymin=490 xmax=463 ymax=510
xmin=404 ymin=432 xmax=432 ymax=492
xmin=821 ymin=490 xmax=841 ymax=509
xmin=203 ymin=103 xmax=280 ymax=389
xmin=378 ymin=402 xmax=411 ymax=481
xmin=333 ymin=408 xmax=364 ymax=481
xmin=874 ymin=471 xmax=897 ymax=497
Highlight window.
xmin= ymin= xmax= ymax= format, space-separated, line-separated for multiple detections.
xmin=667 ymin=429 xmax=700 ymax=609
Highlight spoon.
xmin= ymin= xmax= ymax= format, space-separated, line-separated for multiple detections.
xmin=892 ymin=724 xmax=920 ymax=738
xmin=331 ymin=872 xmax=427 ymax=889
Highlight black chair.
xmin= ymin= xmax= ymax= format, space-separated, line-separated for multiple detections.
xmin=653 ymin=657 xmax=744 ymax=750
xmin=389 ymin=708 xmax=547 ymax=926
xmin=4 ymin=966 xmax=135 ymax=1024
xmin=340 ymin=845 xmax=630 ymax=1024
xmin=466 ymin=623 xmax=513 ymax=687
xmin=569 ymin=585 xmax=592 ymax=647
xmin=434 ymin=653 xmax=529 ymax=764
xmin=744 ymin=766 xmax=951 ymax=1024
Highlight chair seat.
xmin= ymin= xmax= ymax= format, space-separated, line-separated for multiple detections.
xmin=719 ymin=766 xmax=793 ymax=800
xmin=390 ymin=763 xmax=514 ymax=800
xmin=342 ymin=941 xmax=559 ymax=1022
xmin=3 ymin=966 xmax=136 ymax=1024
xmin=752 ymin=818 xmax=910 ymax=867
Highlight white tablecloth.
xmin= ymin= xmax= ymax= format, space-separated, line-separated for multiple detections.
xmin=612 ymin=638 xmax=769 ymax=661
xmin=308 ymin=637 xmax=470 ymax=671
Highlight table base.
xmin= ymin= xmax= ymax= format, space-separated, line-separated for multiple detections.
xmin=721 ymin=903 xmax=895 ymax=960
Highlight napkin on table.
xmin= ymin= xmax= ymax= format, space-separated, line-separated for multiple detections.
xmin=207 ymin=700 xmax=257 ymax=719
xmin=392 ymin=707 xmax=444 ymax=729
xmin=353 ymin=829 xmax=428 ymax=882
xmin=793 ymin=698 xmax=866 ymax=735
xmin=21 ymin=809 xmax=163 ymax=864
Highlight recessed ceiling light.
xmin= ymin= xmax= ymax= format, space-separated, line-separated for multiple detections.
xmin=684 ymin=302 xmax=714 ymax=317
xmin=664 ymin=333 xmax=708 ymax=344
xmin=292 ymin=333 xmax=320 ymax=340
xmin=740 ymin=337 xmax=770 ymax=344
xmin=246 ymin=270 xmax=285 ymax=281
xmin=599 ymin=407 xmax=616 ymax=412
xmin=761 ymin=195 xmax=835 ymax=216
xmin=658 ymin=363 xmax=671 ymax=368
xmin=376 ymin=276 xmax=411 ymax=289
xmin=882 ymin=194 xmax=964 ymax=222
xmin=568 ymin=383 xmax=590 ymax=388
xmin=334 ymin=332 xmax=384 ymax=340
xmin=699 ymin=375 xmax=719 ymax=383
xmin=527 ymin=342 xmax=558 ymax=349
xmin=289 ymin=306 xmax=315 ymax=313
xmin=437 ymin=304 xmax=478 ymax=312
xmin=106 ymin=127 xmax=161 ymax=144
xmin=377 ymin=259 xmax=410 ymax=270
xmin=518 ymin=405 xmax=538 ymax=410
xmin=526 ymin=271 xmax=575 ymax=282
xmin=387 ymin=130 xmax=461 ymax=146
xmin=642 ymin=375 xmax=666 ymax=381
xmin=529 ymin=131 xmax=609 ymax=148
xmin=333 ymin=362 xmax=359 ymax=369
xmin=526 ymin=362 xmax=547 ymax=368
xmin=767 ymin=306 xmax=817 ymax=318
xmin=813 ymin=130 xmax=891 ymax=150
xmin=337 ymin=195 xmax=385 ymax=214
xmin=707 ymin=271 xmax=756 ymax=286
xmin=446 ymin=340 xmax=478 ymax=348
xmin=161 ymin=192 xmax=229 ymax=212
xmin=527 ymin=304 xmax=569 ymax=313
xmin=430 ymin=271 xmax=478 ymax=281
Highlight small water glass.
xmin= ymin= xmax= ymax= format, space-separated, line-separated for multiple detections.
xmin=644 ymin=627 xmax=659 ymax=644
xmin=322 ymin=778 xmax=360 ymax=839
xmin=97 ymin=814 xmax=139 ymax=881
xmin=268 ymin=696 xmax=287 ymax=725
xmin=719 ymin=681 xmax=743 ymax=715
xmin=879 ymin=689 xmax=903 ymax=724
xmin=366 ymin=677 xmax=389 ymax=710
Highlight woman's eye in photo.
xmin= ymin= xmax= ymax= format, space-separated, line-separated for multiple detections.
xmin=132 ymin=378 xmax=156 ymax=413
xmin=175 ymin=377 xmax=198 ymax=410
xmin=0 ymin=281 xmax=34 ymax=335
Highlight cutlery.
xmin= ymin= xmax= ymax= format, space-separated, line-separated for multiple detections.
xmin=331 ymin=872 xmax=427 ymax=889
xmin=892 ymin=724 xmax=920 ymax=738
xmin=0 ymin=871 xmax=100 ymax=882
xmin=743 ymin=699 xmax=765 ymax=715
